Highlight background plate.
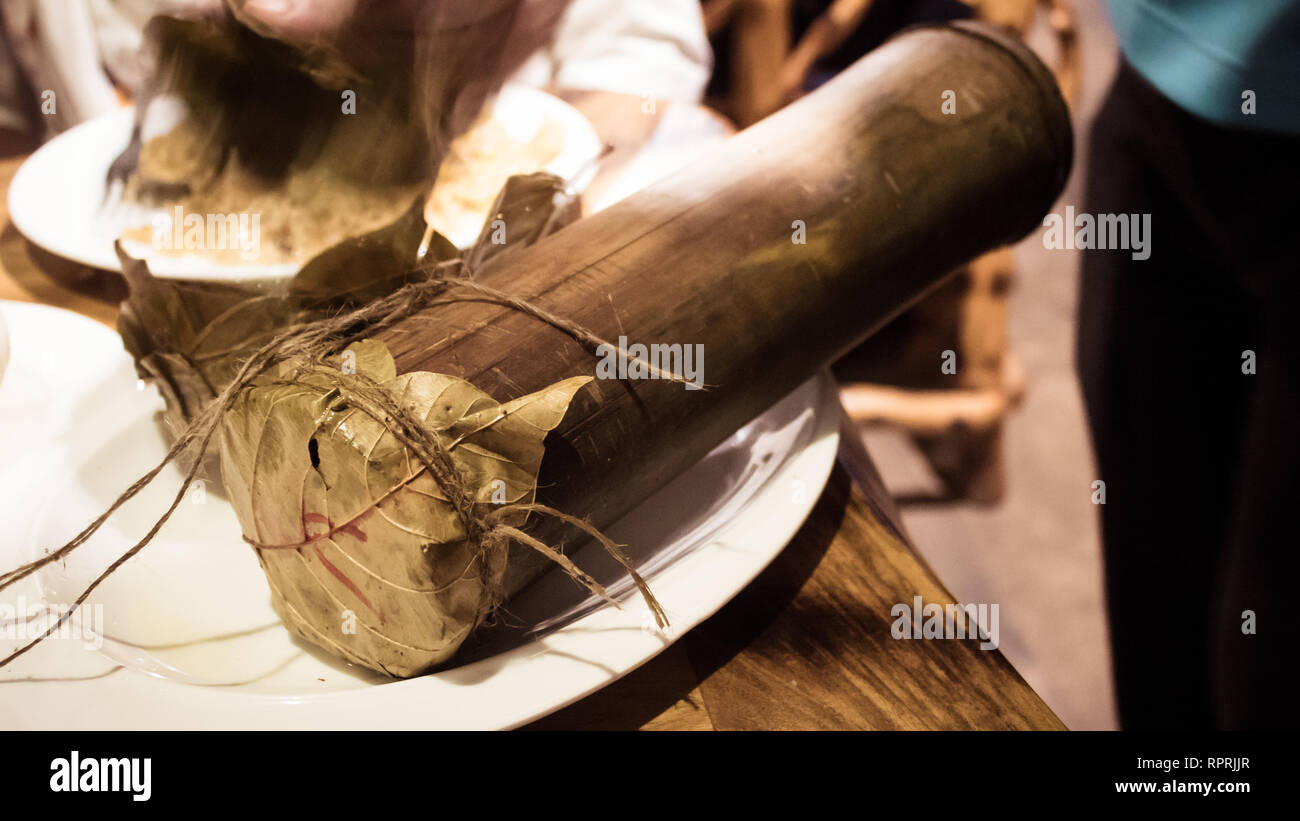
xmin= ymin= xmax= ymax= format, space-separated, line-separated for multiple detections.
xmin=6 ymin=85 xmax=601 ymax=282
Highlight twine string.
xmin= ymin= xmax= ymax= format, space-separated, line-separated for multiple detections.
xmin=0 ymin=257 xmax=670 ymax=670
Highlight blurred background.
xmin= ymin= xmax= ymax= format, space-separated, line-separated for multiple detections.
xmin=703 ymin=0 xmax=1120 ymax=730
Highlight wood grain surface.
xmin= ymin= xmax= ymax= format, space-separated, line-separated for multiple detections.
xmin=0 ymin=158 xmax=124 ymax=326
xmin=528 ymin=418 xmax=1064 ymax=730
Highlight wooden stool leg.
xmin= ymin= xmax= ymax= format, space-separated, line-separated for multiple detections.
xmin=935 ymin=246 xmax=1015 ymax=502
xmin=918 ymin=421 xmax=1006 ymax=503
xmin=732 ymin=0 xmax=792 ymax=125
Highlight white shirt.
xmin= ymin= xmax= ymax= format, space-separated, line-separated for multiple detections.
xmin=512 ymin=0 xmax=712 ymax=103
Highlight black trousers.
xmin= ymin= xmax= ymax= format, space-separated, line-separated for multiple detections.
xmin=1077 ymin=59 xmax=1300 ymax=730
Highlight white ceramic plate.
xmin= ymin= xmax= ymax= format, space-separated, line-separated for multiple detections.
xmin=0 ymin=300 xmax=838 ymax=729
xmin=7 ymin=85 xmax=601 ymax=283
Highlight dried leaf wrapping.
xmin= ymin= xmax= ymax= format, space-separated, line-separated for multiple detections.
xmin=116 ymin=199 xmax=456 ymax=437
xmin=463 ymin=171 xmax=580 ymax=272
xmin=116 ymin=169 xmax=593 ymax=676
xmin=117 ymin=252 xmax=291 ymax=436
xmin=219 ymin=339 xmax=592 ymax=676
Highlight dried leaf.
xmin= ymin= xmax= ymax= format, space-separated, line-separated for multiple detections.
xmin=219 ymin=339 xmax=592 ymax=676
xmin=288 ymin=197 xmax=455 ymax=305
xmin=117 ymin=245 xmax=290 ymax=437
xmin=464 ymin=171 xmax=581 ymax=272
xmin=116 ymin=199 xmax=455 ymax=433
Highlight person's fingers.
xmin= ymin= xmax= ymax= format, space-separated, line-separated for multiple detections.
xmin=237 ymin=0 xmax=358 ymax=38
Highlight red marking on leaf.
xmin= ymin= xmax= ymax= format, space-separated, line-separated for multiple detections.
xmin=286 ymin=510 xmax=369 ymax=548
xmin=303 ymin=512 xmax=330 ymax=526
xmin=336 ymin=516 xmax=369 ymax=543
xmin=313 ymin=546 xmax=384 ymax=624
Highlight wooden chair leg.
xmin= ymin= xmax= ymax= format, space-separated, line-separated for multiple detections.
xmin=731 ymin=0 xmax=793 ymax=125
xmin=840 ymin=247 xmax=1021 ymax=504
xmin=918 ymin=421 xmax=1006 ymax=504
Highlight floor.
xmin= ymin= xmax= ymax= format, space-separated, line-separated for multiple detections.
xmin=857 ymin=0 xmax=1120 ymax=730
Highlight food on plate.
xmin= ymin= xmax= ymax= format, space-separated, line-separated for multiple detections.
xmin=423 ymin=106 xmax=566 ymax=246
xmin=114 ymin=12 xmax=429 ymax=267
xmin=114 ymin=11 xmax=575 ymax=267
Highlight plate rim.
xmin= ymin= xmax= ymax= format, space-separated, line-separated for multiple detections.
xmin=7 ymin=85 xmax=602 ymax=282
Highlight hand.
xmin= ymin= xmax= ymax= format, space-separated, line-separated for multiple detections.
xmin=233 ymin=0 xmax=372 ymax=42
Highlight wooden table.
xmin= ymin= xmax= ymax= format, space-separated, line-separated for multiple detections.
xmin=0 ymin=145 xmax=1062 ymax=729
xmin=529 ymin=417 xmax=1064 ymax=729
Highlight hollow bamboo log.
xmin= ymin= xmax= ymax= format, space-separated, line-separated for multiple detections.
xmin=377 ymin=22 xmax=1072 ymax=592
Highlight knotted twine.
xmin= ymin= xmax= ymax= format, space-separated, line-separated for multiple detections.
xmin=0 ymin=258 xmax=678 ymax=670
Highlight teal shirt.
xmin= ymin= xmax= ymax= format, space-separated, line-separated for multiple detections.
xmin=1106 ymin=0 xmax=1300 ymax=133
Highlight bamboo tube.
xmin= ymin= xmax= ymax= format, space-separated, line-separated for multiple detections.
xmin=378 ymin=22 xmax=1072 ymax=592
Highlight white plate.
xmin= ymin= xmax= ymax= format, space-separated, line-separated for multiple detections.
xmin=7 ymin=85 xmax=601 ymax=283
xmin=0 ymin=300 xmax=838 ymax=729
